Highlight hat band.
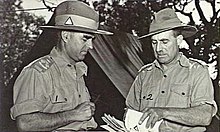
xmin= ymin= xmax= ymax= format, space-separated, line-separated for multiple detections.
xmin=150 ymin=18 xmax=182 ymax=33
xmin=55 ymin=14 xmax=99 ymax=30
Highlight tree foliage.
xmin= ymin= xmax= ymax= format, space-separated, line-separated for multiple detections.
xmin=93 ymin=0 xmax=151 ymax=35
xmin=1 ymin=0 xmax=45 ymax=86
xmin=93 ymin=0 xmax=220 ymax=79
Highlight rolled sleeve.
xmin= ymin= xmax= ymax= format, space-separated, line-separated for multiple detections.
xmin=190 ymin=66 xmax=218 ymax=115
xmin=10 ymin=99 xmax=46 ymax=120
xmin=10 ymin=67 xmax=49 ymax=119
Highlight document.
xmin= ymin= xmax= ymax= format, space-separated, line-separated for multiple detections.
xmin=101 ymin=108 xmax=163 ymax=132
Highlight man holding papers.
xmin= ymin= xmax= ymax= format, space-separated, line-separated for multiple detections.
xmin=126 ymin=8 xmax=217 ymax=132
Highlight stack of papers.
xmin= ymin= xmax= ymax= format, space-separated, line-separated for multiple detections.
xmin=101 ymin=109 xmax=163 ymax=132
xmin=101 ymin=113 xmax=126 ymax=131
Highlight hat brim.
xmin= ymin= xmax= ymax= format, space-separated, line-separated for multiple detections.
xmin=40 ymin=25 xmax=113 ymax=35
xmin=138 ymin=25 xmax=197 ymax=39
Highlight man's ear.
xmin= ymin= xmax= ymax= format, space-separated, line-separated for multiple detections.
xmin=177 ymin=35 xmax=183 ymax=46
xmin=61 ymin=31 xmax=69 ymax=43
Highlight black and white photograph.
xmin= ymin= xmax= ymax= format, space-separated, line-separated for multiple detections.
xmin=0 ymin=0 xmax=219 ymax=131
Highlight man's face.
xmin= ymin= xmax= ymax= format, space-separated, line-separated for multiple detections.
xmin=64 ymin=32 xmax=95 ymax=62
xmin=151 ymin=30 xmax=180 ymax=65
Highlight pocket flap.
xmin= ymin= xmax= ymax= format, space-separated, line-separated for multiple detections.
xmin=49 ymin=89 xmax=67 ymax=104
xmin=171 ymin=84 xmax=189 ymax=97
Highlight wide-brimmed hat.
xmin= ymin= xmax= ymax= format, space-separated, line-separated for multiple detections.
xmin=40 ymin=0 xmax=113 ymax=35
xmin=138 ymin=8 xmax=197 ymax=39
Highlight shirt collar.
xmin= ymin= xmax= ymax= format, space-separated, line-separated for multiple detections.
xmin=178 ymin=53 xmax=190 ymax=67
xmin=75 ymin=61 xmax=88 ymax=77
xmin=49 ymin=47 xmax=73 ymax=69
xmin=49 ymin=47 xmax=88 ymax=77
xmin=153 ymin=52 xmax=190 ymax=69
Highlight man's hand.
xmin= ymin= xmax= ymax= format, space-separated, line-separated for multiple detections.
xmin=71 ymin=101 xmax=96 ymax=121
xmin=138 ymin=107 xmax=164 ymax=129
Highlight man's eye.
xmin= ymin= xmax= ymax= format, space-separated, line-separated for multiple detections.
xmin=82 ymin=35 xmax=95 ymax=42
xmin=92 ymin=37 xmax=96 ymax=41
xmin=162 ymin=40 xmax=168 ymax=44
xmin=82 ymin=37 xmax=88 ymax=42
xmin=151 ymin=41 xmax=157 ymax=45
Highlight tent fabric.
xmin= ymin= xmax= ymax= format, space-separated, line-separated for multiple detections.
xmin=90 ymin=30 xmax=144 ymax=98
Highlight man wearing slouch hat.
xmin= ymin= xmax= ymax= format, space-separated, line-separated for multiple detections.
xmin=126 ymin=8 xmax=217 ymax=132
xmin=10 ymin=1 xmax=112 ymax=131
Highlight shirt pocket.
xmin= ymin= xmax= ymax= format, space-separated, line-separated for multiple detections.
xmin=46 ymin=89 xmax=68 ymax=113
xmin=169 ymin=84 xmax=190 ymax=108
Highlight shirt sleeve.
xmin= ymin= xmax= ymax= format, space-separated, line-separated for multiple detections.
xmin=190 ymin=65 xmax=218 ymax=116
xmin=10 ymin=67 xmax=49 ymax=120
xmin=126 ymin=73 xmax=142 ymax=111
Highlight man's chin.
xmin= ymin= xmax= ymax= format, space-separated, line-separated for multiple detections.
xmin=79 ymin=55 xmax=86 ymax=61
xmin=158 ymin=58 xmax=169 ymax=64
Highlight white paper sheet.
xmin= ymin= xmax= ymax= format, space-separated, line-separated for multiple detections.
xmin=124 ymin=109 xmax=163 ymax=132
xmin=101 ymin=108 xmax=163 ymax=132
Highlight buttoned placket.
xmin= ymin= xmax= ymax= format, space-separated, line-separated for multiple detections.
xmin=158 ymin=62 xmax=181 ymax=107
xmin=73 ymin=64 xmax=82 ymax=99
xmin=157 ymin=70 xmax=168 ymax=107
xmin=155 ymin=63 xmax=174 ymax=107
xmin=66 ymin=63 xmax=82 ymax=109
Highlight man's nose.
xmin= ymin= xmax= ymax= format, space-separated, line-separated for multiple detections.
xmin=86 ymin=40 xmax=93 ymax=49
xmin=156 ymin=43 xmax=162 ymax=52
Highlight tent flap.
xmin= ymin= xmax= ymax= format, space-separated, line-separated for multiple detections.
xmin=90 ymin=30 xmax=144 ymax=98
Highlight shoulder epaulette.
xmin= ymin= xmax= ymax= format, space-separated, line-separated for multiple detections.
xmin=189 ymin=58 xmax=207 ymax=68
xmin=30 ymin=56 xmax=54 ymax=72
xmin=138 ymin=63 xmax=153 ymax=72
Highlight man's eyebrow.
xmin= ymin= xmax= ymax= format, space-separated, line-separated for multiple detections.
xmin=151 ymin=38 xmax=169 ymax=41
xmin=159 ymin=38 xmax=169 ymax=41
xmin=83 ymin=34 xmax=95 ymax=39
xmin=151 ymin=38 xmax=169 ymax=42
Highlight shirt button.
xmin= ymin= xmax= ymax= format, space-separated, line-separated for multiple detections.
xmin=143 ymin=96 xmax=146 ymax=99
xmin=182 ymin=92 xmax=185 ymax=95
xmin=161 ymin=91 xmax=165 ymax=93
xmin=163 ymin=75 xmax=167 ymax=78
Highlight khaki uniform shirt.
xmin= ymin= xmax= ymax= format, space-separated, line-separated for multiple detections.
xmin=10 ymin=48 xmax=97 ymax=131
xmin=126 ymin=53 xmax=217 ymax=132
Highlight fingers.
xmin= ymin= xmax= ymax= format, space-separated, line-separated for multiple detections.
xmin=75 ymin=101 xmax=95 ymax=114
xmin=151 ymin=115 xmax=158 ymax=128
xmin=139 ymin=108 xmax=161 ymax=129
xmin=146 ymin=112 xmax=159 ymax=128
xmin=145 ymin=112 xmax=154 ymax=128
xmin=70 ymin=101 xmax=97 ymax=121
xmin=78 ymin=101 xmax=90 ymax=108
xmin=79 ymin=101 xmax=95 ymax=108
xmin=83 ymin=101 xmax=96 ymax=113
xmin=88 ymin=102 xmax=95 ymax=111
xmin=82 ymin=101 xmax=95 ymax=108
xmin=138 ymin=108 xmax=150 ymax=125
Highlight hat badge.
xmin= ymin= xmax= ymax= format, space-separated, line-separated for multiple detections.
xmin=65 ymin=17 xmax=74 ymax=25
